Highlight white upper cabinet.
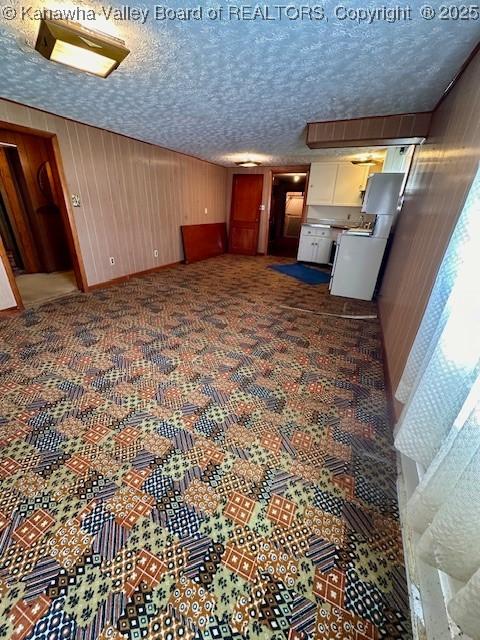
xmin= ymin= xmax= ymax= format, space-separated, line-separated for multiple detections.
xmin=306 ymin=163 xmax=338 ymax=205
xmin=333 ymin=164 xmax=369 ymax=206
xmin=306 ymin=162 xmax=369 ymax=206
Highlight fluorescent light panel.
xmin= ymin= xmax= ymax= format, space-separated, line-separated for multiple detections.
xmin=50 ymin=40 xmax=117 ymax=76
xmin=35 ymin=19 xmax=129 ymax=78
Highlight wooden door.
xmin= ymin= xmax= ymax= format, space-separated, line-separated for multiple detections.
xmin=229 ymin=174 xmax=263 ymax=255
xmin=0 ymin=147 xmax=40 ymax=272
xmin=0 ymin=128 xmax=75 ymax=273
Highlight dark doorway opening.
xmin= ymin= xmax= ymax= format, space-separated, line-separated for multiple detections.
xmin=0 ymin=187 xmax=24 ymax=275
xmin=0 ymin=127 xmax=84 ymax=308
xmin=268 ymin=173 xmax=306 ymax=257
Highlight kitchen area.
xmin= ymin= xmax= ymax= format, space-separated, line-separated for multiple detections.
xmin=297 ymin=146 xmax=413 ymax=300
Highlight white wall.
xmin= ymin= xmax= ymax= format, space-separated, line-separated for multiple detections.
xmin=0 ymin=259 xmax=16 ymax=310
xmin=383 ymin=145 xmax=415 ymax=173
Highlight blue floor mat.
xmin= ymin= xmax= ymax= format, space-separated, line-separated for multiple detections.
xmin=268 ymin=262 xmax=331 ymax=284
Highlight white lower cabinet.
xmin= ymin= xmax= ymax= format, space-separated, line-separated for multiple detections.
xmin=297 ymin=227 xmax=332 ymax=264
xmin=315 ymin=237 xmax=332 ymax=263
xmin=297 ymin=236 xmax=316 ymax=262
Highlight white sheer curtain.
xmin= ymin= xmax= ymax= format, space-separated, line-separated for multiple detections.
xmin=394 ymin=164 xmax=480 ymax=638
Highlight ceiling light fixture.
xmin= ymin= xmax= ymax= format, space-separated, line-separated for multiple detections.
xmin=235 ymin=160 xmax=262 ymax=167
xmin=35 ymin=19 xmax=129 ymax=78
xmin=293 ymin=175 xmax=300 ymax=182
xmin=351 ymin=155 xmax=379 ymax=166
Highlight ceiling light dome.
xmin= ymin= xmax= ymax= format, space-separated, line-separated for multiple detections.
xmin=35 ymin=19 xmax=129 ymax=78
xmin=351 ymin=155 xmax=378 ymax=166
xmin=236 ymin=160 xmax=261 ymax=167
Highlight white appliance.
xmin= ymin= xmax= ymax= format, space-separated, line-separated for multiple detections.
xmin=362 ymin=172 xmax=404 ymax=214
xmin=330 ymin=172 xmax=404 ymax=300
xmin=329 ymin=235 xmax=387 ymax=300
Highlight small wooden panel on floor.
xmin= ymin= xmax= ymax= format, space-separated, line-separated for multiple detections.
xmin=181 ymin=222 xmax=227 ymax=264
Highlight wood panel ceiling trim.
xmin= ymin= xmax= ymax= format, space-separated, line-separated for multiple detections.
xmin=306 ymin=112 xmax=432 ymax=148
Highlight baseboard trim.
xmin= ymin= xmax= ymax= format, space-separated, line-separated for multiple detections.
xmin=0 ymin=262 xmax=182 ymax=312
xmin=85 ymin=261 xmax=182 ymax=292
xmin=377 ymin=302 xmax=398 ymax=424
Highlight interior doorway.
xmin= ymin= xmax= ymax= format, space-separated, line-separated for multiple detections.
xmin=0 ymin=126 xmax=84 ymax=308
xmin=268 ymin=172 xmax=307 ymax=257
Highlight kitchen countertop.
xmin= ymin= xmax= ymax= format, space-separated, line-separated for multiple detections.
xmin=302 ymin=221 xmax=373 ymax=236
xmin=303 ymin=223 xmax=351 ymax=230
xmin=304 ymin=218 xmax=358 ymax=230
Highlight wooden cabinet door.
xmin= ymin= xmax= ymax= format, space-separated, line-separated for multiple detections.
xmin=306 ymin=163 xmax=338 ymax=205
xmin=333 ymin=164 xmax=368 ymax=206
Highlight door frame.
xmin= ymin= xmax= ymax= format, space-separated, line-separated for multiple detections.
xmin=266 ymin=166 xmax=310 ymax=256
xmin=0 ymin=121 xmax=88 ymax=311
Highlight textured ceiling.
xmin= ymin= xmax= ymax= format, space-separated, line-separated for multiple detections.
xmin=0 ymin=0 xmax=479 ymax=165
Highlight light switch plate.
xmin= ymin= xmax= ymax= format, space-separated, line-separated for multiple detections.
xmin=71 ymin=194 xmax=81 ymax=207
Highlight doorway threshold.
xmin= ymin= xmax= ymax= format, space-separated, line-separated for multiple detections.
xmin=16 ymin=271 xmax=77 ymax=307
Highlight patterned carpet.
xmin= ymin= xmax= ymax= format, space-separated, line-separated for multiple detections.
xmin=0 ymin=256 xmax=410 ymax=640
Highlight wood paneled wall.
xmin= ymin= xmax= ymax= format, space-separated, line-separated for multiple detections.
xmin=225 ymin=166 xmax=309 ymax=254
xmin=0 ymin=99 xmax=228 ymax=308
xmin=379 ymin=49 xmax=480 ymax=405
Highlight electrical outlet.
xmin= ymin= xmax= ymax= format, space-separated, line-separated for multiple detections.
xmin=71 ymin=194 xmax=81 ymax=207
xmin=109 ymin=257 xmax=115 ymax=265
xmin=153 ymin=249 xmax=159 ymax=258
